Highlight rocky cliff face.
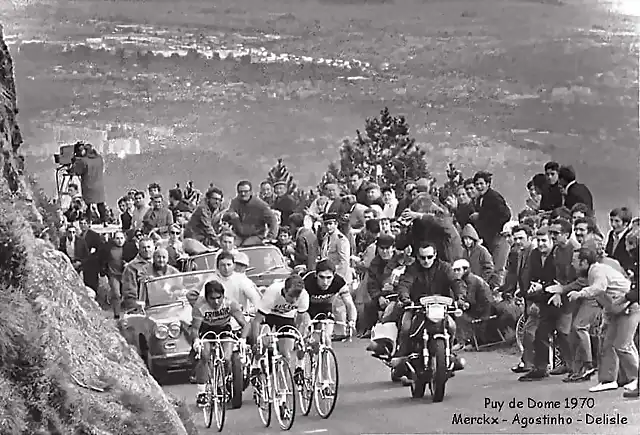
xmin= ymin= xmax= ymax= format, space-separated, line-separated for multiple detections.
xmin=0 ymin=24 xmax=192 ymax=435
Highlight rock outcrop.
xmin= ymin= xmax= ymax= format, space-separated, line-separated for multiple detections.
xmin=0 ymin=24 xmax=192 ymax=435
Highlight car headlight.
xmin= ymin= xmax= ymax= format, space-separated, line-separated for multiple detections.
xmin=168 ymin=322 xmax=181 ymax=339
xmin=155 ymin=324 xmax=169 ymax=340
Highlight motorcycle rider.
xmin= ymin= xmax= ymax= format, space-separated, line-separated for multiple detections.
xmin=391 ymin=241 xmax=465 ymax=364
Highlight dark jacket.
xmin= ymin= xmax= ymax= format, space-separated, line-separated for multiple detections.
xmin=228 ymin=195 xmax=278 ymax=240
xmin=99 ymin=242 xmax=126 ymax=278
xmin=500 ymin=245 xmax=533 ymax=296
xmin=462 ymin=272 xmax=493 ymax=318
xmin=525 ymin=248 xmax=557 ymax=305
xmin=184 ymin=203 xmax=222 ymax=245
xmin=273 ymin=194 xmax=297 ymax=227
xmin=122 ymin=240 xmax=138 ymax=263
xmin=294 ymin=227 xmax=319 ymax=271
xmin=553 ymin=241 xmax=576 ymax=285
xmin=120 ymin=211 xmax=132 ymax=232
xmin=396 ymin=213 xmax=464 ymax=264
xmin=58 ymin=236 xmax=89 ymax=263
xmin=605 ymin=228 xmax=634 ymax=273
xmin=397 ymin=259 xmax=464 ymax=303
xmin=454 ymin=202 xmax=475 ymax=231
xmin=475 ymin=188 xmax=511 ymax=249
xmin=366 ymin=253 xmax=403 ymax=300
xmin=564 ymin=182 xmax=593 ymax=211
xmin=540 ymin=183 xmax=563 ymax=212
xmin=71 ymin=148 xmax=105 ymax=204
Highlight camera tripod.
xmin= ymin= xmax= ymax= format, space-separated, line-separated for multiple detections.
xmin=55 ymin=165 xmax=80 ymax=206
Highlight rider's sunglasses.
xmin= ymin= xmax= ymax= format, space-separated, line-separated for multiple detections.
xmin=418 ymin=254 xmax=435 ymax=260
xmin=170 ymin=231 xmax=181 ymax=235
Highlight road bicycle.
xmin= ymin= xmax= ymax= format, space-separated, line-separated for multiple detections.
xmin=297 ymin=313 xmax=351 ymax=419
xmin=253 ymin=324 xmax=301 ymax=430
xmin=195 ymin=330 xmax=240 ymax=431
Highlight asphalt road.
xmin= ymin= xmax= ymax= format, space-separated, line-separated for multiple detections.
xmin=163 ymin=340 xmax=640 ymax=435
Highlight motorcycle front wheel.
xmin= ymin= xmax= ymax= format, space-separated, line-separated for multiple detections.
xmin=429 ymin=339 xmax=448 ymax=403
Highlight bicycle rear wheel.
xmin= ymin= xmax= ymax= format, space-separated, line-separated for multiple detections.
xmin=297 ymin=350 xmax=315 ymax=416
xmin=213 ymin=361 xmax=227 ymax=432
xmin=273 ymin=358 xmax=296 ymax=430
xmin=314 ymin=347 xmax=339 ymax=419
xmin=255 ymin=369 xmax=272 ymax=427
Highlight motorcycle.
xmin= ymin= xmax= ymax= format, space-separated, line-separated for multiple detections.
xmin=402 ymin=295 xmax=463 ymax=402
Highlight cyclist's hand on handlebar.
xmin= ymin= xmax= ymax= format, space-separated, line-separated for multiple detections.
xmin=347 ymin=320 xmax=356 ymax=332
xmin=193 ymin=338 xmax=203 ymax=353
xmin=399 ymin=297 xmax=411 ymax=307
xmin=238 ymin=337 xmax=247 ymax=347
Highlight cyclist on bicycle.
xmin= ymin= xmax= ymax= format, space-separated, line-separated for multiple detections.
xmin=304 ymin=258 xmax=357 ymax=347
xmin=250 ymin=273 xmax=310 ymax=375
xmin=191 ymin=280 xmax=251 ymax=406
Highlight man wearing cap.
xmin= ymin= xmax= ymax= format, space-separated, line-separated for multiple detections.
xmin=233 ymin=251 xmax=252 ymax=275
xmin=320 ymin=213 xmax=351 ymax=282
xmin=272 ymin=181 xmax=297 ymax=227
xmin=361 ymin=234 xmax=404 ymax=336
xmin=452 ymin=259 xmax=495 ymax=347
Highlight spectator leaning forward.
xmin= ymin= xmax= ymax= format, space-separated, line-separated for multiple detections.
xmin=558 ymin=165 xmax=594 ymax=211
xmin=69 ymin=142 xmax=107 ymax=225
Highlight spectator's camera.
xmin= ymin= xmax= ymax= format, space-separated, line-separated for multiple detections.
xmin=53 ymin=144 xmax=76 ymax=166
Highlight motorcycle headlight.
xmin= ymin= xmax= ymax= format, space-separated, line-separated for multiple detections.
xmin=168 ymin=323 xmax=181 ymax=339
xmin=426 ymin=305 xmax=446 ymax=322
xmin=155 ymin=324 xmax=169 ymax=340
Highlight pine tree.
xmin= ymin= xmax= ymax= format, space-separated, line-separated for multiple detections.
xmin=320 ymin=107 xmax=430 ymax=194
xmin=267 ymin=158 xmax=296 ymax=194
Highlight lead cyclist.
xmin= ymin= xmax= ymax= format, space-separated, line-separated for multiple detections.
xmin=302 ymin=258 xmax=357 ymax=353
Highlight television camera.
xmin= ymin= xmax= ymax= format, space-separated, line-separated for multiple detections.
xmin=53 ymin=142 xmax=86 ymax=202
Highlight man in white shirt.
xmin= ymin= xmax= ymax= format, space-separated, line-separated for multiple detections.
xmin=210 ymin=251 xmax=261 ymax=313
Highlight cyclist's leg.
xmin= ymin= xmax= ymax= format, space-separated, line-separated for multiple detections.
xmin=196 ymin=341 xmax=212 ymax=404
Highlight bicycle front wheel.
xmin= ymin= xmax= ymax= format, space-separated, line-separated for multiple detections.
xmin=314 ymin=347 xmax=339 ymax=419
xmin=213 ymin=360 xmax=227 ymax=432
xmin=203 ymin=358 xmax=215 ymax=428
xmin=297 ymin=349 xmax=315 ymax=416
xmin=273 ymin=358 xmax=297 ymax=430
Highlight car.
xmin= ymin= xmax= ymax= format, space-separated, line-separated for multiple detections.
xmin=179 ymin=245 xmax=293 ymax=292
xmin=118 ymin=269 xmax=218 ymax=382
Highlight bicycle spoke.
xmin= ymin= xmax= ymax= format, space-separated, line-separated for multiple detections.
xmin=273 ymin=358 xmax=296 ymax=430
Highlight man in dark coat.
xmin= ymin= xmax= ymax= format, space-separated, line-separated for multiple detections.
xmin=272 ymin=181 xmax=297 ymax=227
xmin=70 ymin=142 xmax=107 ymax=224
xmin=59 ymin=224 xmax=89 ymax=272
xmin=78 ymin=217 xmax=105 ymax=300
xmin=471 ymin=171 xmax=511 ymax=255
xmin=228 ymin=180 xmax=278 ymax=246
xmin=540 ymin=161 xmax=564 ymax=212
xmin=558 ymin=165 xmax=593 ymax=211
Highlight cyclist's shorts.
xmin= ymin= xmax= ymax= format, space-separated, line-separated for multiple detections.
xmin=262 ymin=314 xmax=295 ymax=331
xmin=198 ymin=323 xmax=233 ymax=338
xmin=307 ymin=303 xmax=333 ymax=322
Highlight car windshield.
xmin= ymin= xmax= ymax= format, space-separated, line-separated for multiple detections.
xmin=241 ymin=247 xmax=287 ymax=274
xmin=145 ymin=271 xmax=218 ymax=307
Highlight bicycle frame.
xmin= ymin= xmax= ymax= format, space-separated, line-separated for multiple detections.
xmin=256 ymin=325 xmax=305 ymax=400
xmin=197 ymin=330 xmax=239 ymax=364
xmin=306 ymin=313 xmax=352 ymax=349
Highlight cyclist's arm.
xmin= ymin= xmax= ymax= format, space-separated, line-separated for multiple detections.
xmin=240 ymin=276 xmax=262 ymax=309
xmin=337 ymin=285 xmax=357 ymax=323
xmin=296 ymin=311 xmax=311 ymax=334
xmin=189 ymin=317 xmax=203 ymax=342
xmin=230 ymin=302 xmax=250 ymax=339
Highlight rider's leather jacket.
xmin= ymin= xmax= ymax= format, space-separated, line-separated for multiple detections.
xmin=396 ymin=259 xmax=465 ymax=304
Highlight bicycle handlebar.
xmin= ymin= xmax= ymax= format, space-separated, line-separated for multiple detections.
xmin=256 ymin=325 xmax=305 ymax=343
xmin=195 ymin=330 xmax=242 ymax=359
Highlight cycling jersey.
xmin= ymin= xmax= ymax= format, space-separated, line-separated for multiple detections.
xmin=193 ymin=296 xmax=242 ymax=330
xmin=304 ymin=272 xmax=349 ymax=319
xmin=258 ymin=280 xmax=309 ymax=319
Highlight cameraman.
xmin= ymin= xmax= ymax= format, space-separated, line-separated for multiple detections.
xmin=70 ymin=142 xmax=107 ymax=225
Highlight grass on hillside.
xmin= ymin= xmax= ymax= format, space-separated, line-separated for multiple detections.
xmin=0 ymin=178 xmax=198 ymax=434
